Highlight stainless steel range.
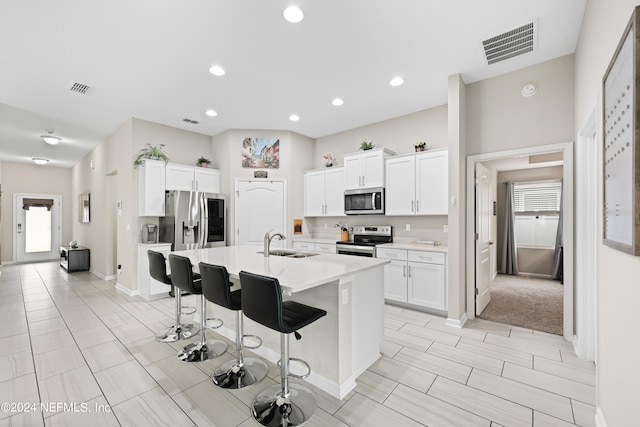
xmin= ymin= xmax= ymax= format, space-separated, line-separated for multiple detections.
xmin=335 ymin=225 xmax=392 ymax=257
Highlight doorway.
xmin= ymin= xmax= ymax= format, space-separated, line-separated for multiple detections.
xmin=466 ymin=142 xmax=574 ymax=341
xmin=13 ymin=193 xmax=62 ymax=263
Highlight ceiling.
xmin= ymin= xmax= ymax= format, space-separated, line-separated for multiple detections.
xmin=0 ymin=0 xmax=586 ymax=168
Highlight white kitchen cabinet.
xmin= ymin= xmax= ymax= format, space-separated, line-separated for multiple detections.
xmin=385 ymin=150 xmax=448 ymax=216
xmin=166 ymin=163 xmax=220 ymax=193
xmin=314 ymin=243 xmax=336 ymax=253
xmin=138 ymin=159 xmax=166 ymax=217
xmin=303 ymin=167 xmax=345 ymax=217
xmin=292 ymin=241 xmax=337 ymax=254
xmin=377 ymin=247 xmax=447 ymax=311
xmin=344 ymin=148 xmax=394 ymax=190
xmin=293 ymin=241 xmax=315 ymax=251
xmin=137 ymin=243 xmax=172 ymax=300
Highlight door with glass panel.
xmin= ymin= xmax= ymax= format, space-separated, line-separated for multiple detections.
xmin=14 ymin=194 xmax=62 ymax=263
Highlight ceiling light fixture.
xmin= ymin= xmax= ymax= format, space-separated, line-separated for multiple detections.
xmin=283 ymin=6 xmax=304 ymax=23
xmin=205 ymin=109 xmax=218 ymax=117
xmin=389 ymin=77 xmax=404 ymax=87
xmin=289 ymin=114 xmax=300 ymax=122
xmin=209 ymin=65 xmax=225 ymax=76
xmin=521 ymin=83 xmax=538 ymax=97
xmin=332 ymin=98 xmax=344 ymax=106
xmin=32 ymin=158 xmax=49 ymax=165
xmin=41 ymin=131 xmax=61 ymax=145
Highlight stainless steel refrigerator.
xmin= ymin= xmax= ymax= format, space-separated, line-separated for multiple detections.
xmin=159 ymin=191 xmax=226 ymax=251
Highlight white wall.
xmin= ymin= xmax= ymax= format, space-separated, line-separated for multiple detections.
xmin=574 ymin=1 xmax=640 ymax=425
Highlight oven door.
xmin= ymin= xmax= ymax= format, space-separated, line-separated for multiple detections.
xmin=336 ymin=244 xmax=375 ymax=257
xmin=344 ymin=188 xmax=384 ymax=215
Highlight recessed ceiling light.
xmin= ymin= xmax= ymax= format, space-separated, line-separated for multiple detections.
xmin=32 ymin=158 xmax=49 ymax=165
xmin=289 ymin=114 xmax=300 ymax=122
xmin=41 ymin=134 xmax=61 ymax=145
xmin=209 ymin=65 xmax=225 ymax=76
xmin=389 ymin=77 xmax=404 ymax=87
xmin=332 ymin=98 xmax=344 ymax=106
xmin=205 ymin=109 xmax=218 ymax=117
xmin=283 ymin=6 xmax=304 ymax=23
xmin=521 ymin=83 xmax=538 ymax=97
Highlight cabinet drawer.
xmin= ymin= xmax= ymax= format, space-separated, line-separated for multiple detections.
xmin=293 ymin=241 xmax=315 ymax=251
xmin=408 ymin=251 xmax=445 ymax=265
xmin=315 ymin=243 xmax=336 ymax=254
xmin=376 ymin=248 xmax=408 ymax=261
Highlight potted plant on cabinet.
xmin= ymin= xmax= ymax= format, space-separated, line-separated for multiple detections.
xmin=133 ymin=143 xmax=169 ymax=168
xmin=360 ymin=139 xmax=375 ymax=150
xmin=197 ymin=156 xmax=212 ymax=167
xmin=414 ymin=141 xmax=427 ymax=152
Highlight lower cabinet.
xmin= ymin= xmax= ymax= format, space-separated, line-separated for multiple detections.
xmin=292 ymin=241 xmax=336 ymax=254
xmin=377 ymin=248 xmax=446 ymax=311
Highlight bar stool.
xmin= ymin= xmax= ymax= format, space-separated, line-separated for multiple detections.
xmin=239 ymin=270 xmax=327 ymax=427
xmin=168 ymin=254 xmax=227 ymax=362
xmin=147 ymin=250 xmax=197 ymax=342
xmin=199 ymin=263 xmax=268 ymax=389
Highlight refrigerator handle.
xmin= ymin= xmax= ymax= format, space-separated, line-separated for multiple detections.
xmin=203 ymin=195 xmax=209 ymax=247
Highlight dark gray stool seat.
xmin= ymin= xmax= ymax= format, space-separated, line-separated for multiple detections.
xmin=199 ymin=263 xmax=268 ymax=389
xmin=239 ymin=270 xmax=326 ymax=427
xmin=147 ymin=250 xmax=197 ymax=342
xmin=168 ymin=254 xmax=227 ymax=362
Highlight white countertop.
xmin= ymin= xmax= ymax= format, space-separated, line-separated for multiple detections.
xmin=172 ymin=245 xmax=388 ymax=293
xmin=377 ymin=242 xmax=448 ymax=253
xmin=291 ymin=237 xmax=339 ymax=244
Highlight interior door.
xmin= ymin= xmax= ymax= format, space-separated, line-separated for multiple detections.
xmin=14 ymin=194 xmax=62 ymax=263
xmin=236 ymin=179 xmax=286 ymax=247
xmin=475 ymin=163 xmax=492 ymax=315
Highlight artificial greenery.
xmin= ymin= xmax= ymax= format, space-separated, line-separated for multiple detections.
xmin=414 ymin=141 xmax=426 ymax=148
xmin=134 ymin=143 xmax=169 ymax=168
xmin=360 ymin=139 xmax=375 ymax=150
xmin=197 ymin=156 xmax=212 ymax=166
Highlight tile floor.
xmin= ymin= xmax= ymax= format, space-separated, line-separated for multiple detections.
xmin=0 ymin=262 xmax=596 ymax=427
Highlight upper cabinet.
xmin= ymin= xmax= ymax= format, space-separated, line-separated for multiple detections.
xmin=304 ymin=167 xmax=346 ymax=217
xmin=344 ymin=148 xmax=395 ymax=190
xmin=385 ymin=150 xmax=448 ymax=216
xmin=166 ymin=163 xmax=220 ymax=193
xmin=138 ymin=159 xmax=166 ymax=217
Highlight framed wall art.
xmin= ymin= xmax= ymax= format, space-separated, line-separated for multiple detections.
xmin=603 ymin=5 xmax=640 ymax=255
xmin=241 ymin=137 xmax=280 ymax=169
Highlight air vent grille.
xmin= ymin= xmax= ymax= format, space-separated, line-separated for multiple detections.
xmin=482 ymin=22 xmax=535 ymax=65
xmin=182 ymin=118 xmax=199 ymax=124
xmin=69 ymin=82 xmax=90 ymax=94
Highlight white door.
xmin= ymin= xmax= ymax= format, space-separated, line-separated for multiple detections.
xmin=416 ymin=151 xmax=448 ymax=215
xmin=385 ymin=156 xmax=416 ymax=215
xmin=383 ymin=260 xmax=408 ymax=302
xmin=324 ymin=167 xmax=346 ymax=216
xmin=236 ymin=179 xmax=286 ymax=247
xmin=362 ymin=151 xmax=384 ymax=187
xmin=303 ymin=170 xmax=326 ymax=216
xmin=408 ymin=261 xmax=446 ymax=310
xmin=14 ymin=194 xmax=62 ymax=263
xmin=343 ymin=155 xmax=363 ymax=189
xmin=475 ymin=163 xmax=492 ymax=315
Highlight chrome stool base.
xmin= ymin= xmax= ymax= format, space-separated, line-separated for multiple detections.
xmin=212 ymin=357 xmax=268 ymax=389
xmin=251 ymin=383 xmax=317 ymax=427
xmin=177 ymin=339 xmax=227 ymax=362
xmin=155 ymin=324 xmax=197 ymax=342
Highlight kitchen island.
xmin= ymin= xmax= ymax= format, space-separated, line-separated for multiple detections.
xmin=172 ymin=245 xmax=389 ymax=399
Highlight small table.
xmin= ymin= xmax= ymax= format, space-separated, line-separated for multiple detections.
xmin=60 ymin=246 xmax=90 ymax=272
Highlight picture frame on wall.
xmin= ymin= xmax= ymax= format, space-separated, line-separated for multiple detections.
xmin=241 ymin=137 xmax=280 ymax=169
xmin=602 ymin=5 xmax=640 ymax=255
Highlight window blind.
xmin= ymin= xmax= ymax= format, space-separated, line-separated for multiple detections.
xmin=513 ymin=182 xmax=561 ymax=213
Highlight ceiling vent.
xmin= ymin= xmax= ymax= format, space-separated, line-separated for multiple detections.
xmin=69 ymin=82 xmax=91 ymax=94
xmin=482 ymin=21 xmax=536 ymax=65
xmin=182 ymin=118 xmax=199 ymax=124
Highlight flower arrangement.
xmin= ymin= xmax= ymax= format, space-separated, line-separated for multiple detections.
xmin=360 ymin=139 xmax=375 ymax=150
xmin=323 ymin=153 xmax=335 ymax=167
xmin=197 ymin=156 xmax=211 ymax=167
xmin=414 ymin=141 xmax=428 ymax=152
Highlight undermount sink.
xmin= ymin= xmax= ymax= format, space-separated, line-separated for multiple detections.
xmin=257 ymin=250 xmax=319 ymax=258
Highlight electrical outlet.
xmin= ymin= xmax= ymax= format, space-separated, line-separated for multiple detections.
xmin=443 ymin=225 xmax=448 ymax=232
xmin=405 ymin=224 xmax=411 ymax=231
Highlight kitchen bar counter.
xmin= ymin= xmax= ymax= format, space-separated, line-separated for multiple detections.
xmin=172 ymin=245 xmax=388 ymax=399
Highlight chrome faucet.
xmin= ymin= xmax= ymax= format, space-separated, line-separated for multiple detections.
xmin=264 ymin=230 xmax=286 ymax=257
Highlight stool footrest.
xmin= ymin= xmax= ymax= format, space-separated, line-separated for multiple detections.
xmin=180 ymin=305 xmax=196 ymax=315
xmin=277 ymin=357 xmax=311 ymax=379
xmin=242 ymin=334 xmax=262 ymax=350
xmin=204 ymin=318 xmax=223 ymax=329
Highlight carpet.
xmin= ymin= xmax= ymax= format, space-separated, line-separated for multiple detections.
xmin=478 ymin=274 xmax=563 ymax=335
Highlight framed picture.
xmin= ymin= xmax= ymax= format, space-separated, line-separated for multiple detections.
xmin=241 ymin=137 xmax=280 ymax=168
xmin=603 ymin=6 xmax=640 ymax=255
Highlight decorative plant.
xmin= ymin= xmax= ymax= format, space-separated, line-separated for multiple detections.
xmin=360 ymin=139 xmax=375 ymax=150
xmin=197 ymin=156 xmax=212 ymax=167
xmin=134 ymin=143 xmax=169 ymax=168
xmin=414 ymin=141 xmax=426 ymax=148
xmin=323 ymin=152 xmax=335 ymax=167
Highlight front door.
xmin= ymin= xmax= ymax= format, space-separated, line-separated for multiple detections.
xmin=475 ymin=164 xmax=492 ymax=315
xmin=14 ymin=194 xmax=62 ymax=263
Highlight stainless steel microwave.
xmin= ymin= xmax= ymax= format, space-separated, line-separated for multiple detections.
xmin=344 ymin=187 xmax=384 ymax=215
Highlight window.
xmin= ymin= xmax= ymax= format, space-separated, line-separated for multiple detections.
xmin=513 ymin=181 xmax=561 ymax=248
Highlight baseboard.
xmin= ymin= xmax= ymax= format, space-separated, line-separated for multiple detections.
xmin=595 ymin=407 xmax=607 ymax=427
xmin=115 ymin=283 xmax=139 ymax=297
xmin=1 ymin=261 xmax=16 ymax=266
xmin=89 ymin=269 xmax=114 ymax=280
xmin=446 ymin=312 xmax=468 ymax=329
xmin=517 ymin=272 xmax=554 ymax=279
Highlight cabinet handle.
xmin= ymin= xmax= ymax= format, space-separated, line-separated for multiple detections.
xmin=408 ymin=265 xmax=411 ymax=278
xmin=411 ymin=200 xmax=414 ymax=212
xmin=416 ymin=200 xmax=420 ymax=212
xmin=403 ymin=265 xmax=406 ymax=277
xmin=362 ymin=175 xmax=365 ymax=187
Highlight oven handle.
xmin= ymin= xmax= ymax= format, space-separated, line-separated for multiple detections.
xmin=336 ymin=244 xmax=376 ymax=255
